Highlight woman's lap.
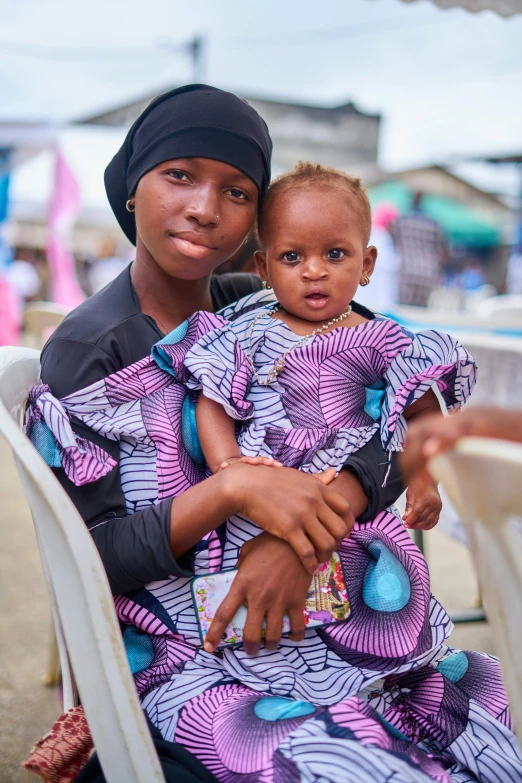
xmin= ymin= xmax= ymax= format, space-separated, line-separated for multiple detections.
xmin=119 ymin=509 xmax=522 ymax=782
xmin=140 ymin=648 xmax=520 ymax=783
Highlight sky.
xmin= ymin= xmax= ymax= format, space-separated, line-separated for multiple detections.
xmin=2 ymin=0 xmax=522 ymax=207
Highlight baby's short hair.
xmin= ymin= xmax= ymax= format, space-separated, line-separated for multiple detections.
xmin=259 ymin=161 xmax=372 ymax=246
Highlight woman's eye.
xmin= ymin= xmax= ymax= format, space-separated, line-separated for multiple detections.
xmin=227 ymin=188 xmax=247 ymax=199
xmin=283 ymin=252 xmax=300 ymax=263
xmin=169 ymin=170 xmax=190 ymax=181
xmin=328 ymin=249 xmax=345 ymax=260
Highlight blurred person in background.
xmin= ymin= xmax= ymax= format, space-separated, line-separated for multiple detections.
xmin=4 ymin=257 xmax=41 ymax=302
xmin=355 ymin=202 xmax=400 ymax=313
xmin=0 ymin=254 xmax=41 ymax=345
xmin=0 ymin=271 xmax=21 ymax=345
xmin=506 ymin=243 xmax=522 ymax=294
xmin=390 ymin=191 xmax=447 ymax=307
xmin=460 ymin=257 xmax=486 ymax=293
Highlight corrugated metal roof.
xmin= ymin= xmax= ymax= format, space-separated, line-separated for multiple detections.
xmin=392 ymin=0 xmax=522 ymax=17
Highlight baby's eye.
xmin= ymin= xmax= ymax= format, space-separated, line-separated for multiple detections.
xmin=282 ymin=252 xmax=300 ymax=262
xmin=168 ymin=170 xmax=190 ymax=181
xmin=227 ymin=188 xmax=247 ymax=200
xmin=327 ymin=249 xmax=345 ymax=260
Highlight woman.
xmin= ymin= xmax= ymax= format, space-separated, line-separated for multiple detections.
xmin=41 ymin=85 xmax=409 ymax=645
xmin=39 ymin=86 xmax=461 ymax=782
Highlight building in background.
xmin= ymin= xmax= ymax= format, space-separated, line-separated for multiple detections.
xmin=5 ymin=89 xmax=518 ymax=297
xmin=79 ymin=89 xmax=383 ymax=179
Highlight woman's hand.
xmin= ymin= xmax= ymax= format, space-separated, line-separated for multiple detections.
xmin=204 ymin=532 xmax=313 ymax=655
xmin=402 ymin=468 xmax=442 ymax=530
xmin=222 ymin=463 xmax=354 ymax=574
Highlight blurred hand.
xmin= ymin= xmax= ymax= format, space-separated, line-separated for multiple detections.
xmin=400 ymin=407 xmax=522 ymax=483
xmin=204 ymin=532 xmax=313 ymax=656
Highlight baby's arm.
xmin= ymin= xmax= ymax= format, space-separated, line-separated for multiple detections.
xmin=196 ymin=394 xmax=282 ymax=474
xmin=402 ymin=388 xmax=443 ymax=530
xmin=196 ymin=393 xmax=242 ymax=474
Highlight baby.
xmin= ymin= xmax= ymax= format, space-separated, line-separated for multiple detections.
xmin=185 ymin=162 xmax=472 ymax=540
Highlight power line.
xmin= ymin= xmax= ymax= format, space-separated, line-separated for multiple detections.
xmin=224 ymin=13 xmax=451 ymax=46
xmin=0 ymin=13 xmax=457 ymax=63
xmin=0 ymin=41 xmax=162 ymax=61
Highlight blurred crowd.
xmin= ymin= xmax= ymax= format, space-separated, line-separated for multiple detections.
xmin=1 ymin=190 xmax=521 ymax=347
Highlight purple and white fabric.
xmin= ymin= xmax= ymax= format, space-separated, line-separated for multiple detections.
xmin=25 ymin=290 xmax=521 ymax=782
xmin=184 ymin=303 xmax=476 ymax=472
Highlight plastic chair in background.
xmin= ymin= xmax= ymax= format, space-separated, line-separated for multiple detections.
xmin=476 ymin=294 xmax=522 ymax=325
xmin=23 ymin=302 xmax=71 ymax=349
xmin=431 ymin=436 xmax=522 ymax=733
xmin=0 ymin=346 xmax=164 ymax=782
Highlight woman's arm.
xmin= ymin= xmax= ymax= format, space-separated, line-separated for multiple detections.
xmin=196 ymin=393 xmax=241 ymax=473
xmin=168 ymin=462 xmax=353 ymax=574
xmin=41 ymin=337 xmax=195 ymax=595
xmin=342 ymin=431 xmax=403 ymax=521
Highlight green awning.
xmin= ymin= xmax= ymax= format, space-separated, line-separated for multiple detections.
xmin=369 ymin=180 xmax=502 ymax=248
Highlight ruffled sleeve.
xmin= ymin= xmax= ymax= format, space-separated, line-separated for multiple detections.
xmin=24 ymin=384 xmax=117 ymax=486
xmin=381 ymin=329 xmax=477 ymax=451
xmin=184 ymin=322 xmax=254 ymax=421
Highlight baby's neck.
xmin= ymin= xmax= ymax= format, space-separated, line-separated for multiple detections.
xmin=271 ymin=304 xmax=368 ymax=337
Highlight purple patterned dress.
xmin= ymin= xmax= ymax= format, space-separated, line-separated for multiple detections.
xmin=25 ymin=290 xmax=522 ymax=782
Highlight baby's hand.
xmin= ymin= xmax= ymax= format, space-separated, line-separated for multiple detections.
xmin=220 ymin=456 xmax=284 ymax=470
xmin=403 ymin=468 xmax=442 ymax=531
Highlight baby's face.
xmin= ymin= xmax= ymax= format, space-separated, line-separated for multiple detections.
xmin=256 ymin=187 xmax=376 ymax=323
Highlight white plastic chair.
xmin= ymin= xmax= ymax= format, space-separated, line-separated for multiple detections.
xmin=476 ymin=294 xmax=522 ymax=325
xmin=431 ymin=437 xmax=522 ymax=733
xmin=0 ymin=346 xmax=164 ymax=782
xmin=23 ymin=302 xmax=71 ymax=349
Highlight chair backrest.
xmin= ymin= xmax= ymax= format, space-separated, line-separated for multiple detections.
xmin=0 ymin=346 xmax=164 ymax=783
xmin=476 ymin=294 xmax=522 ymax=325
xmin=431 ymin=437 xmax=522 ymax=733
xmin=23 ymin=302 xmax=71 ymax=348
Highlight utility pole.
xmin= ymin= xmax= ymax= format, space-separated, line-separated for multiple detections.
xmin=157 ymin=35 xmax=205 ymax=84
xmin=187 ymin=35 xmax=205 ymax=83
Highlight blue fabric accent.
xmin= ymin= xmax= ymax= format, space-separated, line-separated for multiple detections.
xmin=151 ymin=320 xmax=189 ymax=377
xmin=437 ymin=652 xmax=469 ymax=683
xmin=364 ymin=380 xmax=386 ymax=421
xmin=363 ymin=540 xmax=411 ymax=612
xmin=181 ymin=394 xmax=204 ymax=464
xmin=30 ymin=419 xmax=62 ymax=468
xmin=123 ymin=627 xmax=155 ymax=674
xmin=375 ymin=712 xmax=412 ymax=742
xmin=254 ymin=697 xmax=316 ymax=722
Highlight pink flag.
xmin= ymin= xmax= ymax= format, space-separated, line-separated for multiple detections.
xmin=47 ymin=151 xmax=84 ymax=308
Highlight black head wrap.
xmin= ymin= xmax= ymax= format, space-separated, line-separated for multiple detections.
xmin=104 ymin=84 xmax=272 ymax=244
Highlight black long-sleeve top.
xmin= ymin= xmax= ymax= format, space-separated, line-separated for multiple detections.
xmin=40 ymin=266 xmax=404 ymax=595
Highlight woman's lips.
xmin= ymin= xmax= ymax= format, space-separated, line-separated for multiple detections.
xmin=170 ymin=235 xmax=217 ymax=260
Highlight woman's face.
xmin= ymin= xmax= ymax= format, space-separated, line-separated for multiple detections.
xmin=133 ymin=157 xmax=258 ymax=280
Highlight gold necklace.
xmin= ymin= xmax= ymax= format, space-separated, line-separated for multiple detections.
xmin=248 ymin=304 xmax=353 ymax=387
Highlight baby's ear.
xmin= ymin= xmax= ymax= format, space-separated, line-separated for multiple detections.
xmin=254 ymin=250 xmax=269 ymax=282
xmin=363 ymin=245 xmax=378 ymax=276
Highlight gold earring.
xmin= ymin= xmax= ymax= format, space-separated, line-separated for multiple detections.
xmin=360 ymin=275 xmax=371 ymax=287
xmin=262 ymin=280 xmax=272 ymax=290
xmin=126 ymin=200 xmax=135 ymax=213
